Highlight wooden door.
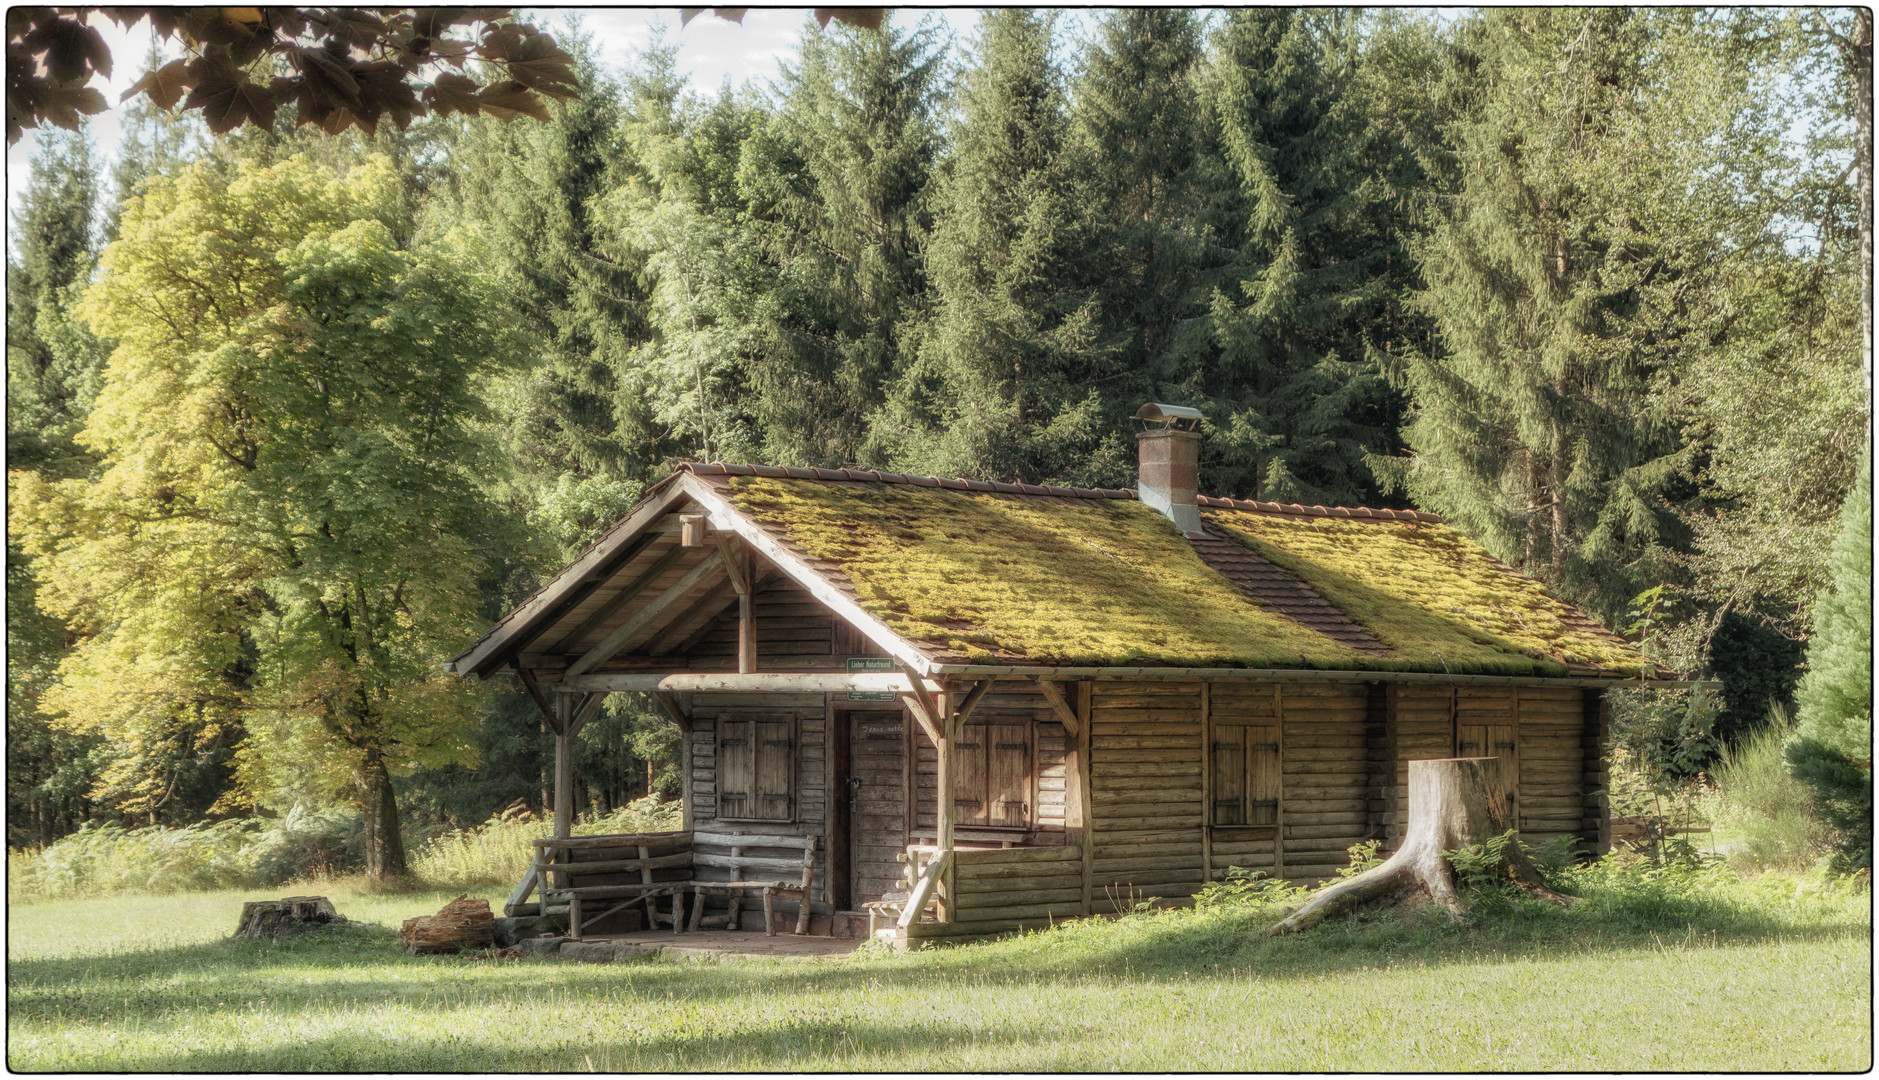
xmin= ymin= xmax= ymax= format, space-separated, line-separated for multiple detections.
xmin=847 ymin=710 xmax=908 ymax=906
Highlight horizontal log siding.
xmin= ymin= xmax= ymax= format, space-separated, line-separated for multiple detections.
xmin=1088 ymin=682 xmax=1204 ymax=910
xmin=1389 ymin=683 xmax=1458 ymax=852
xmin=1278 ymin=682 xmax=1372 ymax=883
xmin=684 ymin=579 xmax=843 ymax=671
xmin=943 ymin=845 xmax=1084 ymax=930
xmin=685 ymin=691 xmax=831 ymax=911
xmin=1516 ymin=684 xmax=1587 ymax=848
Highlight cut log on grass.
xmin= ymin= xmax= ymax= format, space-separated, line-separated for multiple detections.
xmin=400 ymin=895 xmax=496 ymax=954
xmin=234 ymin=896 xmax=346 ymax=943
xmin=1266 ymin=758 xmax=1573 ymax=936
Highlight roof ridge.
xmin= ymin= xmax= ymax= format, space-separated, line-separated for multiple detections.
xmin=677 ymin=462 xmax=1440 ymax=523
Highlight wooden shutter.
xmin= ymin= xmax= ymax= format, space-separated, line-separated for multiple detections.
xmin=988 ymin=722 xmax=1031 ymax=827
xmin=1212 ymin=724 xmax=1246 ymax=825
xmin=953 ymin=725 xmax=988 ymax=825
xmin=1247 ymin=724 xmax=1280 ymax=826
xmin=718 ymin=718 xmax=755 ymax=819
xmin=754 ymin=718 xmax=796 ymax=822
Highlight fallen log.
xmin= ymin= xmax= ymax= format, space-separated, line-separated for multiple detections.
xmin=401 ymin=894 xmax=496 ymax=954
xmin=1266 ymin=758 xmax=1573 ymax=935
xmin=234 ymin=896 xmax=346 ymax=943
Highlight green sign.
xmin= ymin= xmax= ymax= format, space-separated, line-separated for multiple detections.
xmin=845 ymin=656 xmax=896 ymax=673
xmin=845 ymin=691 xmax=898 ymax=702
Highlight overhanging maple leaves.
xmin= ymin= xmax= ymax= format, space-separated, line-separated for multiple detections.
xmin=6 ymin=7 xmax=581 ymax=143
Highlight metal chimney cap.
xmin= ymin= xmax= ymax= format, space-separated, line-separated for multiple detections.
xmin=1134 ymin=402 xmax=1203 ymax=431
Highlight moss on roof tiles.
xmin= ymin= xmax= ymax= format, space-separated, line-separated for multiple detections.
xmin=727 ymin=477 xmax=1369 ymax=667
xmin=1205 ymin=509 xmax=1645 ymax=677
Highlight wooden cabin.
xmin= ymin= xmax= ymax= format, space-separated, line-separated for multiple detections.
xmin=446 ymin=404 xmax=1656 ymax=945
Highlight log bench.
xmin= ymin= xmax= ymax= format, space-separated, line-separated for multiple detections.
xmin=686 ymin=831 xmax=818 ymax=937
xmin=513 ymin=830 xmax=820 ymax=940
xmin=521 ymin=831 xmax=696 ymax=940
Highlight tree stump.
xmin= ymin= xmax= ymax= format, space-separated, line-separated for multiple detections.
xmin=400 ymin=895 xmax=496 ymax=954
xmin=234 ymin=896 xmax=346 ymax=943
xmin=1266 ymin=758 xmax=1573 ymax=935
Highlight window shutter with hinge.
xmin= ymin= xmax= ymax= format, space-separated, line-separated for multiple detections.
xmin=718 ymin=719 xmax=755 ymax=817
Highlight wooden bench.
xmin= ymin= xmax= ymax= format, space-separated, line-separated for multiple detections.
xmin=519 ymin=831 xmax=696 ymax=940
xmin=861 ymin=847 xmax=949 ymax=935
xmin=685 ymin=831 xmax=818 ymax=936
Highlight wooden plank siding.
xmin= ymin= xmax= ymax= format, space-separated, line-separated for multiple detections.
xmin=1087 ymin=681 xmax=1206 ymax=911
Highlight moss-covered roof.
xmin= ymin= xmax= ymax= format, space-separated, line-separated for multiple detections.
xmin=717 ymin=470 xmax=1644 ymax=677
xmin=1206 ymin=510 xmax=1642 ymax=676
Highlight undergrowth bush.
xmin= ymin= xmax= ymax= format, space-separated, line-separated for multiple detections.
xmin=408 ymin=793 xmax=682 ymax=889
xmin=1710 ymin=708 xmax=1840 ymax=871
xmin=7 ymin=804 xmax=360 ymax=901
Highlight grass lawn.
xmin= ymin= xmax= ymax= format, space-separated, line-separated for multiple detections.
xmin=6 ymin=867 xmax=1870 ymax=1071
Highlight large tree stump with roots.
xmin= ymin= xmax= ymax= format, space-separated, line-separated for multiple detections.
xmin=1266 ymin=758 xmax=1574 ymax=935
xmin=234 ymin=896 xmax=346 ymax=943
xmin=400 ymin=895 xmax=496 ymax=954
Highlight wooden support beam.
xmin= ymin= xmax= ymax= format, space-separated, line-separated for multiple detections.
xmin=651 ymin=691 xmax=690 ymax=727
xmin=953 ymin=678 xmax=994 ymax=727
xmin=562 ymin=671 xmax=945 ymax=695
xmin=680 ymin=513 xmax=708 ymax=547
xmin=514 ymin=661 xmax=560 ymax=734
xmin=645 ymin=578 xmax=739 ymax=657
xmin=711 ymin=533 xmax=745 ymax=593
xmin=564 ymin=551 xmax=726 ymax=679
xmin=570 ymin=691 xmax=608 ymax=739
xmin=1033 ymin=677 xmax=1079 ymax=736
xmin=548 ymin=544 xmax=689 ymax=655
xmin=896 ymin=659 xmax=946 ymax=748
xmin=935 ymin=688 xmax=956 ymax=923
xmin=553 ymin=695 xmax=575 ymax=840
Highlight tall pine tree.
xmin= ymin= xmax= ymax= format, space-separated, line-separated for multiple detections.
xmin=872 ymin=9 xmax=1109 ymax=483
xmin=1067 ymin=8 xmax=1212 ymax=485
xmin=1786 ymin=449 xmax=1873 ymax=868
xmin=733 ymin=13 xmax=944 ymax=467
xmin=1199 ymin=9 xmax=1407 ymax=505
xmin=1381 ymin=9 xmax=1687 ymax=622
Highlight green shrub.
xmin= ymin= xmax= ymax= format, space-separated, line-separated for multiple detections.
xmin=1713 ymin=708 xmax=1839 ymax=871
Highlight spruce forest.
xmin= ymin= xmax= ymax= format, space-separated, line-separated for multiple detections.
xmin=6 ymin=8 xmax=1871 ymax=874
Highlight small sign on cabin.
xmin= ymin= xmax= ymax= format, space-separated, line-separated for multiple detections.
xmin=845 ymin=691 xmax=898 ymax=702
xmin=845 ymin=657 xmax=896 ymax=673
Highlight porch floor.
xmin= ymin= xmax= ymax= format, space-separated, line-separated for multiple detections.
xmin=567 ymin=929 xmax=866 ymax=961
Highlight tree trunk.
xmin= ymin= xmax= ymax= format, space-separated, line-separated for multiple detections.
xmin=400 ymin=895 xmax=495 ymax=954
xmin=356 ymin=753 xmax=408 ymax=880
xmin=1852 ymin=9 xmax=1873 ymax=434
xmin=1266 ymin=758 xmax=1572 ymax=935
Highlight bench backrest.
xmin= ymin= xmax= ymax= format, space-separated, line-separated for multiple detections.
xmin=690 ymin=831 xmax=817 ymax=888
xmin=534 ymin=830 xmax=693 ymax=893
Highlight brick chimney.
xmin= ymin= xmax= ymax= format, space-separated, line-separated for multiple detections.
xmin=1134 ymin=402 xmax=1205 ymax=538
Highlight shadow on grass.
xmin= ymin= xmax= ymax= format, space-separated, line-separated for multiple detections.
xmin=10 ymin=878 xmax=1868 ymax=1033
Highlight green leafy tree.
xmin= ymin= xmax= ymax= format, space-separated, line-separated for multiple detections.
xmin=1786 ymin=450 xmax=1873 ymax=868
xmin=872 ymin=9 xmax=1108 ymax=483
xmin=6 ymin=126 xmax=113 ymax=844
xmin=11 ymin=154 xmax=515 ymax=876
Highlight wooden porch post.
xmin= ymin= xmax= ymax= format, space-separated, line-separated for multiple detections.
xmin=553 ymin=693 xmax=575 ymax=840
xmin=937 ymin=686 xmax=956 ymax=922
